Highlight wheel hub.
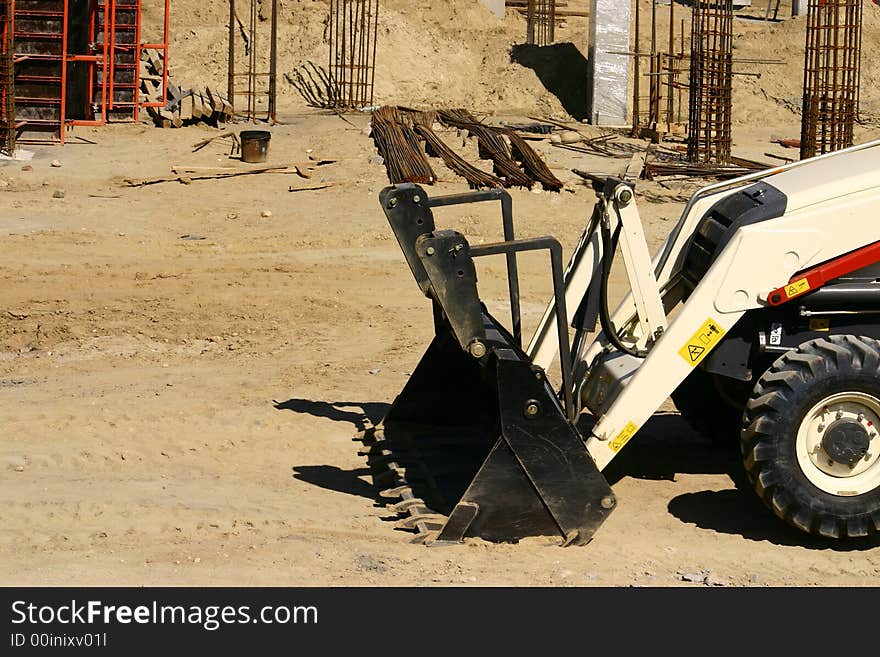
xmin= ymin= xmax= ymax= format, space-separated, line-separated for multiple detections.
xmin=822 ymin=418 xmax=871 ymax=467
xmin=796 ymin=392 xmax=880 ymax=496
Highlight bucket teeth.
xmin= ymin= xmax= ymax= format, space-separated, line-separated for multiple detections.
xmin=389 ymin=498 xmax=432 ymax=515
xmin=358 ymin=426 xmax=452 ymax=542
xmin=389 ymin=497 xmax=423 ymax=511
xmin=394 ymin=514 xmax=447 ymax=531
xmin=378 ymin=484 xmax=412 ymax=500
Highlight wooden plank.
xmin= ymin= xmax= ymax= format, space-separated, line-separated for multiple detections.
xmin=623 ymin=151 xmax=647 ymax=185
xmin=178 ymin=91 xmax=192 ymax=122
xmin=190 ymin=91 xmax=203 ymax=120
xmin=124 ymin=166 xmax=300 ymax=187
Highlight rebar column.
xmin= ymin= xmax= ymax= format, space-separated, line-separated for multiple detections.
xmin=227 ymin=0 xmax=278 ymax=122
xmin=687 ymin=1 xmax=734 ymax=165
xmin=228 ymin=0 xmax=235 ymax=108
xmin=526 ymin=0 xmax=556 ymax=46
xmin=800 ymin=0 xmax=862 ymax=160
xmin=328 ymin=0 xmax=379 ymax=110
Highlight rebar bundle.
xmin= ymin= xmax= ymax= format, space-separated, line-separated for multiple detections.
xmin=800 ymin=0 xmax=862 ymax=160
xmin=526 ymin=0 xmax=556 ymax=46
xmin=371 ymin=106 xmax=563 ymax=191
xmin=371 ymin=106 xmax=435 ymax=185
xmin=411 ymin=111 xmax=503 ymax=189
xmin=0 ymin=0 xmax=14 ymax=156
xmin=437 ymin=109 xmax=563 ymax=190
xmin=328 ymin=0 xmax=379 ymax=109
xmin=687 ymin=1 xmax=733 ymax=165
xmin=437 ymin=109 xmax=533 ymax=188
xmin=505 ymin=130 xmax=564 ymax=191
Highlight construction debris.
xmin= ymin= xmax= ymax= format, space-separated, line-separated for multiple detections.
xmin=643 ymin=153 xmax=768 ymax=180
xmin=192 ymin=132 xmax=242 ymax=155
xmin=552 ymin=132 xmax=648 ymax=159
xmin=288 ymin=181 xmax=342 ymax=192
xmin=141 ymin=50 xmax=235 ymax=129
xmin=123 ymin=165 xmax=303 ymax=187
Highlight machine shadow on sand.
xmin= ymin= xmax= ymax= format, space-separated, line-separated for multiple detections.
xmin=668 ymin=488 xmax=880 ymax=552
xmin=278 ymin=398 xmax=390 ymax=501
xmin=281 ymin=399 xmax=873 ymax=547
xmin=274 ymin=398 xmax=389 ymax=432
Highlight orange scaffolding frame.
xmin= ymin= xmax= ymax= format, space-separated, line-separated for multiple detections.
xmin=2 ymin=0 xmax=168 ymax=144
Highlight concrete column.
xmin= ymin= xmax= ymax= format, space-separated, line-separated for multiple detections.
xmin=480 ymin=0 xmax=505 ymax=19
xmin=589 ymin=0 xmax=631 ymax=126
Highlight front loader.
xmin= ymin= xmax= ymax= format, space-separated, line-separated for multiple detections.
xmin=357 ymin=139 xmax=880 ymax=545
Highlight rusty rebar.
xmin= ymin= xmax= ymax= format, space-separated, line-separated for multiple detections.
xmin=228 ymin=0 xmax=278 ymax=122
xmin=526 ymin=0 xmax=556 ymax=46
xmin=800 ymin=0 xmax=862 ymax=159
xmin=328 ymin=0 xmax=379 ymax=109
xmin=371 ymin=106 xmax=435 ymax=185
xmin=632 ymin=0 xmax=687 ymax=134
xmin=688 ymin=1 xmax=733 ymax=165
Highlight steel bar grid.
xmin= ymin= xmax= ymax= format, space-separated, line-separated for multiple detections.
xmin=687 ymin=0 xmax=733 ymax=165
xmin=327 ymin=0 xmax=378 ymax=110
xmin=632 ymin=1 xmax=689 ymax=136
xmin=800 ymin=0 xmax=862 ymax=160
xmin=227 ymin=0 xmax=278 ymax=122
xmin=526 ymin=0 xmax=555 ymax=46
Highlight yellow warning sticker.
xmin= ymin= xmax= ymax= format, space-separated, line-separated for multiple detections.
xmin=678 ymin=318 xmax=726 ymax=367
xmin=809 ymin=318 xmax=830 ymax=332
xmin=785 ymin=277 xmax=811 ymax=299
xmin=609 ymin=421 xmax=639 ymax=453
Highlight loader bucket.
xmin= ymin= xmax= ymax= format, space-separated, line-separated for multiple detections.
xmin=358 ymin=184 xmax=616 ymax=545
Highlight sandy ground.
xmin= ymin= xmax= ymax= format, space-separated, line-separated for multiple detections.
xmin=3 ymin=3 xmax=880 ymax=587
xmin=1 ymin=109 xmax=879 ymax=587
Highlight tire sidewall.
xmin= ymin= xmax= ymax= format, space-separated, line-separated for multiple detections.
xmin=762 ymin=362 xmax=880 ymax=519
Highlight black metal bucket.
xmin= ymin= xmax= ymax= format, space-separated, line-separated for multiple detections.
xmin=240 ymin=130 xmax=271 ymax=163
xmin=358 ymin=184 xmax=616 ymax=546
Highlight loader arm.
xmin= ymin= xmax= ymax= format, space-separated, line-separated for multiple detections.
xmin=581 ymin=150 xmax=880 ymax=469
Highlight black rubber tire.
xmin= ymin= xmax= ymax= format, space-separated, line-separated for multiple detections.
xmin=741 ymin=335 xmax=880 ymax=539
xmin=672 ymin=367 xmax=751 ymax=444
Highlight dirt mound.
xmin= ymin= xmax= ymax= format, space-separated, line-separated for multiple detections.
xmin=147 ymin=0 xmax=588 ymax=117
xmin=146 ymin=0 xmax=880 ymax=134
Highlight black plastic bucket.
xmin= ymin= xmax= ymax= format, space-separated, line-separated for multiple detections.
xmin=240 ymin=130 xmax=271 ymax=163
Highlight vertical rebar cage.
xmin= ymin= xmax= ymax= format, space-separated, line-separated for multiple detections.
xmin=526 ymin=0 xmax=556 ymax=46
xmin=328 ymin=0 xmax=378 ymax=110
xmin=1 ymin=0 xmax=13 ymax=155
xmin=687 ymin=0 xmax=733 ymax=165
xmin=800 ymin=0 xmax=862 ymax=160
xmin=227 ymin=0 xmax=279 ymax=123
